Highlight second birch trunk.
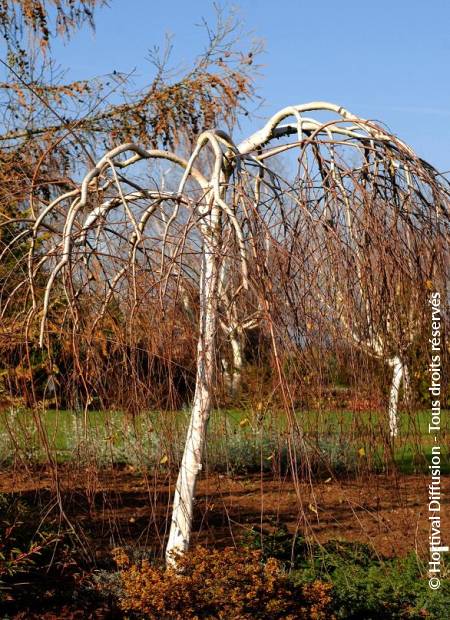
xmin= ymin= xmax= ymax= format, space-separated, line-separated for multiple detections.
xmin=388 ymin=356 xmax=404 ymax=438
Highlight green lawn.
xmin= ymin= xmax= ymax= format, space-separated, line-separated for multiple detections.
xmin=0 ymin=407 xmax=448 ymax=474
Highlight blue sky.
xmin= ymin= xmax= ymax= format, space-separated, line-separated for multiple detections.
xmin=50 ymin=0 xmax=450 ymax=171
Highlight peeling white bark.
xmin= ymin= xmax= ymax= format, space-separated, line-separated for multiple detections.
xmin=388 ymin=356 xmax=403 ymax=438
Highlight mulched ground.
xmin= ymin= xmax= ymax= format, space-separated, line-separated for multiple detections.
xmin=1 ymin=465 xmax=448 ymax=617
xmin=2 ymin=465 xmax=447 ymax=556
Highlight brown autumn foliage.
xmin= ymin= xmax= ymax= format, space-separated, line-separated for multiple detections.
xmin=113 ymin=545 xmax=335 ymax=620
xmin=0 ymin=0 xmax=104 ymax=51
xmin=0 ymin=4 xmax=262 ymax=409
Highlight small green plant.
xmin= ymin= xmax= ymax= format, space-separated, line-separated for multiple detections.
xmin=0 ymin=495 xmax=57 ymax=601
xmin=293 ymin=551 xmax=450 ymax=619
xmin=246 ymin=524 xmax=450 ymax=619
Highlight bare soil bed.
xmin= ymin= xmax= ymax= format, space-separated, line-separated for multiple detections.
xmin=1 ymin=466 xmax=447 ymax=559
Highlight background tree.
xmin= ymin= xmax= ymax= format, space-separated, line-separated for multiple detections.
xmin=280 ymin=134 xmax=448 ymax=436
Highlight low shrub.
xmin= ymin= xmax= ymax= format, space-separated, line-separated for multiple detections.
xmin=113 ymin=545 xmax=334 ymax=619
xmin=292 ymin=551 xmax=450 ymax=619
xmin=246 ymin=525 xmax=450 ymax=619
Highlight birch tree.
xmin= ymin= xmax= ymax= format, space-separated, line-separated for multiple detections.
xmin=5 ymin=102 xmax=449 ymax=565
xmin=269 ymin=112 xmax=449 ymax=436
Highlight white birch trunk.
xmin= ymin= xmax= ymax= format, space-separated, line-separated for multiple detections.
xmin=402 ymin=362 xmax=411 ymax=405
xmin=165 ymin=213 xmax=220 ymax=565
xmin=388 ymin=356 xmax=403 ymax=438
xmin=221 ymin=357 xmax=232 ymax=392
xmin=229 ymin=330 xmax=243 ymax=396
xmin=221 ymin=329 xmax=244 ymax=397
